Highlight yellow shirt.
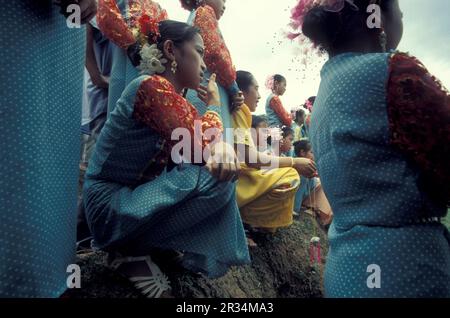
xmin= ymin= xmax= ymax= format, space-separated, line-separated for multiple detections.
xmin=231 ymin=105 xmax=300 ymax=229
xmin=231 ymin=104 xmax=254 ymax=147
xmin=293 ymin=123 xmax=304 ymax=142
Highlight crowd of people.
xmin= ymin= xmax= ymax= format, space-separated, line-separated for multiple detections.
xmin=0 ymin=0 xmax=449 ymax=299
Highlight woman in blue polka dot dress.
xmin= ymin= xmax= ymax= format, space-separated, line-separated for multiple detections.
xmin=0 ymin=0 xmax=96 ymax=298
xmin=290 ymin=0 xmax=450 ymax=297
xmin=83 ymin=20 xmax=250 ymax=297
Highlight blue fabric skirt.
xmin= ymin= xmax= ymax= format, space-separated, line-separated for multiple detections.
xmin=84 ymin=164 xmax=250 ymax=278
xmin=0 ymin=1 xmax=85 ymax=297
xmin=325 ymin=223 xmax=450 ymax=298
xmin=107 ymin=45 xmax=140 ymax=114
xmin=294 ymin=177 xmax=318 ymax=212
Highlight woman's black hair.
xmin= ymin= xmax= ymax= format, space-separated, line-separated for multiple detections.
xmin=295 ymin=109 xmax=306 ymax=122
xmin=157 ymin=20 xmax=200 ymax=51
xmin=302 ymin=0 xmax=393 ymax=54
xmin=307 ymin=96 xmax=316 ymax=104
xmin=281 ymin=126 xmax=294 ymax=139
xmin=180 ymin=0 xmax=205 ymax=11
xmin=294 ymin=140 xmax=312 ymax=157
xmin=128 ymin=20 xmax=200 ymax=67
xmin=251 ymin=115 xmax=267 ymax=129
xmin=303 ymin=96 xmax=316 ymax=110
xmin=236 ymin=71 xmax=255 ymax=93
xmin=273 ymin=74 xmax=286 ymax=84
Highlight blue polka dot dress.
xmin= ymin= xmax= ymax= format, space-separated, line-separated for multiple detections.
xmin=0 ymin=1 xmax=85 ymax=297
xmin=104 ymin=0 xmax=140 ymax=114
xmin=265 ymin=94 xmax=282 ymax=128
xmin=310 ymin=53 xmax=450 ymax=298
xmin=83 ymin=76 xmax=250 ymax=278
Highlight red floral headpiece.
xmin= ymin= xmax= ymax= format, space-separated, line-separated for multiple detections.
xmin=130 ymin=2 xmax=168 ymax=45
xmin=265 ymin=75 xmax=276 ymax=91
xmin=304 ymin=99 xmax=314 ymax=112
xmin=285 ymin=0 xmax=361 ymax=66
xmin=288 ymin=0 xmax=359 ymax=41
xmin=137 ymin=14 xmax=161 ymax=43
xmin=96 ymin=0 xmax=168 ymax=49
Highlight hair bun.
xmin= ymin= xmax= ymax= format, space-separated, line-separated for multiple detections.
xmin=302 ymin=6 xmax=340 ymax=49
xmin=127 ymin=42 xmax=142 ymax=67
xmin=180 ymin=0 xmax=204 ymax=11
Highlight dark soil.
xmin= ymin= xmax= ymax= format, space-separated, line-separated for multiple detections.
xmin=65 ymin=214 xmax=328 ymax=298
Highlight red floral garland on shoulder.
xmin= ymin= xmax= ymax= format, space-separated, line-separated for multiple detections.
xmin=96 ymin=0 xmax=168 ymax=49
xmin=387 ymin=52 xmax=450 ymax=205
xmin=133 ymin=75 xmax=223 ymax=165
xmin=193 ymin=5 xmax=236 ymax=88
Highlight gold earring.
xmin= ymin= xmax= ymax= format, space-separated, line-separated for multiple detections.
xmin=171 ymin=61 xmax=178 ymax=74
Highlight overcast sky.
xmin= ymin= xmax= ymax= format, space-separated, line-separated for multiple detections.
xmin=164 ymin=0 xmax=450 ymax=114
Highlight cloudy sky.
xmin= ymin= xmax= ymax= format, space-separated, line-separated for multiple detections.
xmin=164 ymin=0 xmax=450 ymax=114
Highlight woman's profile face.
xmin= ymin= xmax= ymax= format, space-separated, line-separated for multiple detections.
xmin=296 ymin=113 xmax=306 ymax=126
xmin=275 ymin=80 xmax=287 ymax=96
xmin=176 ymin=33 xmax=207 ymax=90
xmin=280 ymin=133 xmax=293 ymax=153
xmin=301 ymin=148 xmax=314 ymax=161
xmin=244 ymin=78 xmax=261 ymax=112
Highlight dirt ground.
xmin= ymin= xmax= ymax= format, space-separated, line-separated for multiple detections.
xmin=65 ymin=213 xmax=328 ymax=298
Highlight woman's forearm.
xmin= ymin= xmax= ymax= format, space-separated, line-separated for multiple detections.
xmin=85 ymin=24 xmax=102 ymax=82
xmin=237 ymin=144 xmax=293 ymax=169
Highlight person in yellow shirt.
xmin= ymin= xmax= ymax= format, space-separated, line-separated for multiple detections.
xmin=292 ymin=109 xmax=306 ymax=142
xmin=232 ymin=71 xmax=317 ymax=241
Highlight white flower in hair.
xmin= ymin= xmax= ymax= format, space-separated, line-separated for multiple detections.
xmin=138 ymin=43 xmax=168 ymax=75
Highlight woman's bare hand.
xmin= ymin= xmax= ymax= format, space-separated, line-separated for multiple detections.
xmin=293 ymin=158 xmax=317 ymax=178
xmin=230 ymin=91 xmax=244 ymax=113
xmin=197 ymin=73 xmax=221 ymax=107
xmin=205 ymin=141 xmax=240 ymax=182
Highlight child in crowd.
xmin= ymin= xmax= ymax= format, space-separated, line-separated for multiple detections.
xmin=280 ymin=126 xmax=295 ymax=157
xmin=293 ymin=140 xmax=333 ymax=228
xmin=302 ymin=96 xmax=315 ymax=139
xmin=292 ymin=109 xmax=306 ymax=142
xmin=265 ymin=74 xmax=292 ymax=128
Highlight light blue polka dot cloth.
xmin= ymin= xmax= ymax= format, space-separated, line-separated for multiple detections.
xmin=106 ymin=0 xmax=140 ymax=115
xmin=265 ymin=93 xmax=284 ymax=128
xmin=294 ymin=177 xmax=318 ymax=213
xmin=180 ymin=11 xmax=248 ymax=277
xmin=0 ymin=1 xmax=85 ymax=297
xmin=83 ymin=76 xmax=250 ymax=278
xmin=310 ymin=52 xmax=450 ymax=298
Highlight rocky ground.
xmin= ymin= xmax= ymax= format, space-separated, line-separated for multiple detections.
xmin=65 ymin=213 xmax=328 ymax=298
